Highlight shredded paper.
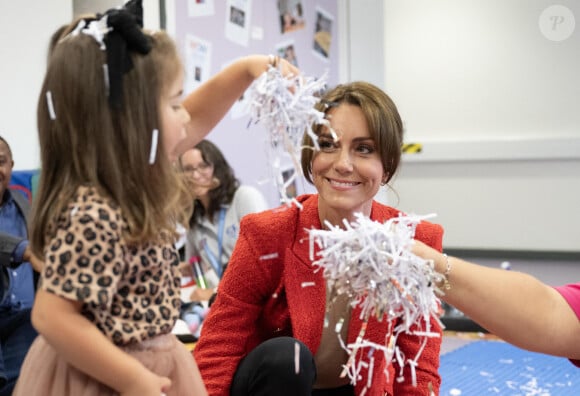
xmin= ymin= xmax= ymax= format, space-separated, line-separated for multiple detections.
xmin=246 ymin=65 xmax=328 ymax=206
xmin=309 ymin=213 xmax=445 ymax=390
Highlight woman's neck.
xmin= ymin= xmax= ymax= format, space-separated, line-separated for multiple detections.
xmin=318 ymin=206 xmax=372 ymax=230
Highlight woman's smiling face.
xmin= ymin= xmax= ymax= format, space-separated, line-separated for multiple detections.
xmin=312 ymin=103 xmax=385 ymax=223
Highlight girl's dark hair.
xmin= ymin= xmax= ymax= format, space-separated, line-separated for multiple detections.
xmin=189 ymin=140 xmax=239 ymax=226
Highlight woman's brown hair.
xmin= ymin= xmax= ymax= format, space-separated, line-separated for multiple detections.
xmin=301 ymin=81 xmax=403 ymax=185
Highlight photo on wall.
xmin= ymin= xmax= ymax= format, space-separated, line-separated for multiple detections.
xmin=225 ymin=0 xmax=252 ymax=46
xmin=275 ymin=40 xmax=298 ymax=67
xmin=187 ymin=0 xmax=215 ymax=17
xmin=313 ymin=6 xmax=333 ymax=60
xmin=277 ymin=0 xmax=305 ymax=34
xmin=184 ymin=34 xmax=212 ymax=92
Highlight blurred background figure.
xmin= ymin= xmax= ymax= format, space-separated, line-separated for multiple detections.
xmin=0 ymin=136 xmax=41 ymax=396
xmin=180 ymin=140 xmax=268 ymax=303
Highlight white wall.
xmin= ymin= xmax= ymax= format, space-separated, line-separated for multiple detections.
xmin=345 ymin=0 xmax=580 ymax=252
xmin=0 ymin=0 xmax=73 ymax=170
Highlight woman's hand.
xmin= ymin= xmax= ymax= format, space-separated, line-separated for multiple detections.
xmin=275 ymin=56 xmax=300 ymax=79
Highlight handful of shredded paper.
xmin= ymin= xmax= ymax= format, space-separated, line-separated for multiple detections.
xmin=247 ymin=65 xmax=328 ymax=206
xmin=309 ymin=213 xmax=445 ymax=390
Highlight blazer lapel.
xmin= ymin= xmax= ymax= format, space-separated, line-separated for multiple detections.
xmin=284 ymin=196 xmax=326 ymax=351
xmin=284 ymin=248 xmax=326 ymax=350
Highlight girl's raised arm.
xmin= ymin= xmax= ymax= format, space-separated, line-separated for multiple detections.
xmin=180 ymin=55 xmax=299 ymax=150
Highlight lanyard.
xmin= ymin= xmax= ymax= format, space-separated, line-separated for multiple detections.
xmin=203 ymin=207 xmax=226 ymax=279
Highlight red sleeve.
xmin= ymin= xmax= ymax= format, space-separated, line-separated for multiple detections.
xmin=392 ymin=222 xmax=444 ymax=394
xmin=391 ymin=315 xmax=443 ymax=395
xmin=415 ymin=220 xmax=444 ymax=253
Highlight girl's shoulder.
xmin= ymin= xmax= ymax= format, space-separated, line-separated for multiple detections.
xmin=56 ymin=185 xmax=123 ymax=228
xmin=71 ymin=185 xmax=120 ymax=213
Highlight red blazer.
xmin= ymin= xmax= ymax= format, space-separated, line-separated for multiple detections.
xmin=194 ymin=194 xmax=444 ymax=396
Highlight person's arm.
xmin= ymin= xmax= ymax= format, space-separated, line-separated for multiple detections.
xmin=413 ymin=241 xmax=580 ymax=360
xmin=32 ymin=290 xmax=172 ymax=396
xmin=179 ymin=55 xmax=299 ymax=150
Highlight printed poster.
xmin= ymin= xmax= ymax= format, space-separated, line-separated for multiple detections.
xmin=184 ymin=34 xmax=212 ymax=92
xmin=275 ymin=39 xmax=298 ymax=67
xmin=187 ymin=0 xmax=215 ymax=17
xmin=313 ymin=6 xmax=333 ymax=61
xmin=277 ymin=0 xmax=305 ymax=34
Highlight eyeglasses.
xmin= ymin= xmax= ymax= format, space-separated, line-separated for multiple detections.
xmin=181 ymin=162 xmax=213 ymax=175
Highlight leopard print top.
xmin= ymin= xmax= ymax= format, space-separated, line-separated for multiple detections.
xmin=41 ymin=186 xmax=181 ymax=345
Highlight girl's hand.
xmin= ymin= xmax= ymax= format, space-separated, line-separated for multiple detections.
xmin=120 ymin=372 xmax=171 ymax=396
xmin=276 ymin=56 xmax=300 ymax=78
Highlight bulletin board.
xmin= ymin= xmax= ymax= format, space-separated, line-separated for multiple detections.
xmin=170 ymin=0 xmax=340 ymax=207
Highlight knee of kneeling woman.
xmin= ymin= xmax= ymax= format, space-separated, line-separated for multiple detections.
xmin=232 ymin=337 xmax=316 ymax=396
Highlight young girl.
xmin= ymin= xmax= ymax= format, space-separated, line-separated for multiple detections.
xmin=13 ymin=2 xmax=298 ymax=395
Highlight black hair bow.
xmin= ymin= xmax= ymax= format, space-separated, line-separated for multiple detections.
xmin=100 ymin=0 xmax=151 ymax=108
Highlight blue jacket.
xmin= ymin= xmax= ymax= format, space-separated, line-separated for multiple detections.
xmin=0 ymin=189 xmax=35 ymax=310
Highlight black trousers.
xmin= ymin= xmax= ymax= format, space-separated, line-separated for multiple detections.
xmin=230 ymin=337 xmax=355 ymax=396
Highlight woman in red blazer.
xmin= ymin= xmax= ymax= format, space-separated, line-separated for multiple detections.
xmin=194 ymin=82 xmax=444 ymax=396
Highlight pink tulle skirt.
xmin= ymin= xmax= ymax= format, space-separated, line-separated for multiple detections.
xmin=13 ymin=333 xmax=206 ymax=395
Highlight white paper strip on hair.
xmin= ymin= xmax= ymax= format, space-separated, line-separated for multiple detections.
xmin=149 ymin=129 xmax=159 ymax=164
xmin=46 ymin=91 xmax=56 ymax=120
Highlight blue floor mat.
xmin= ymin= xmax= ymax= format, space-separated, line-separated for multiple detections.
xmin=440 ymin=340 xmax=580 ymax=395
